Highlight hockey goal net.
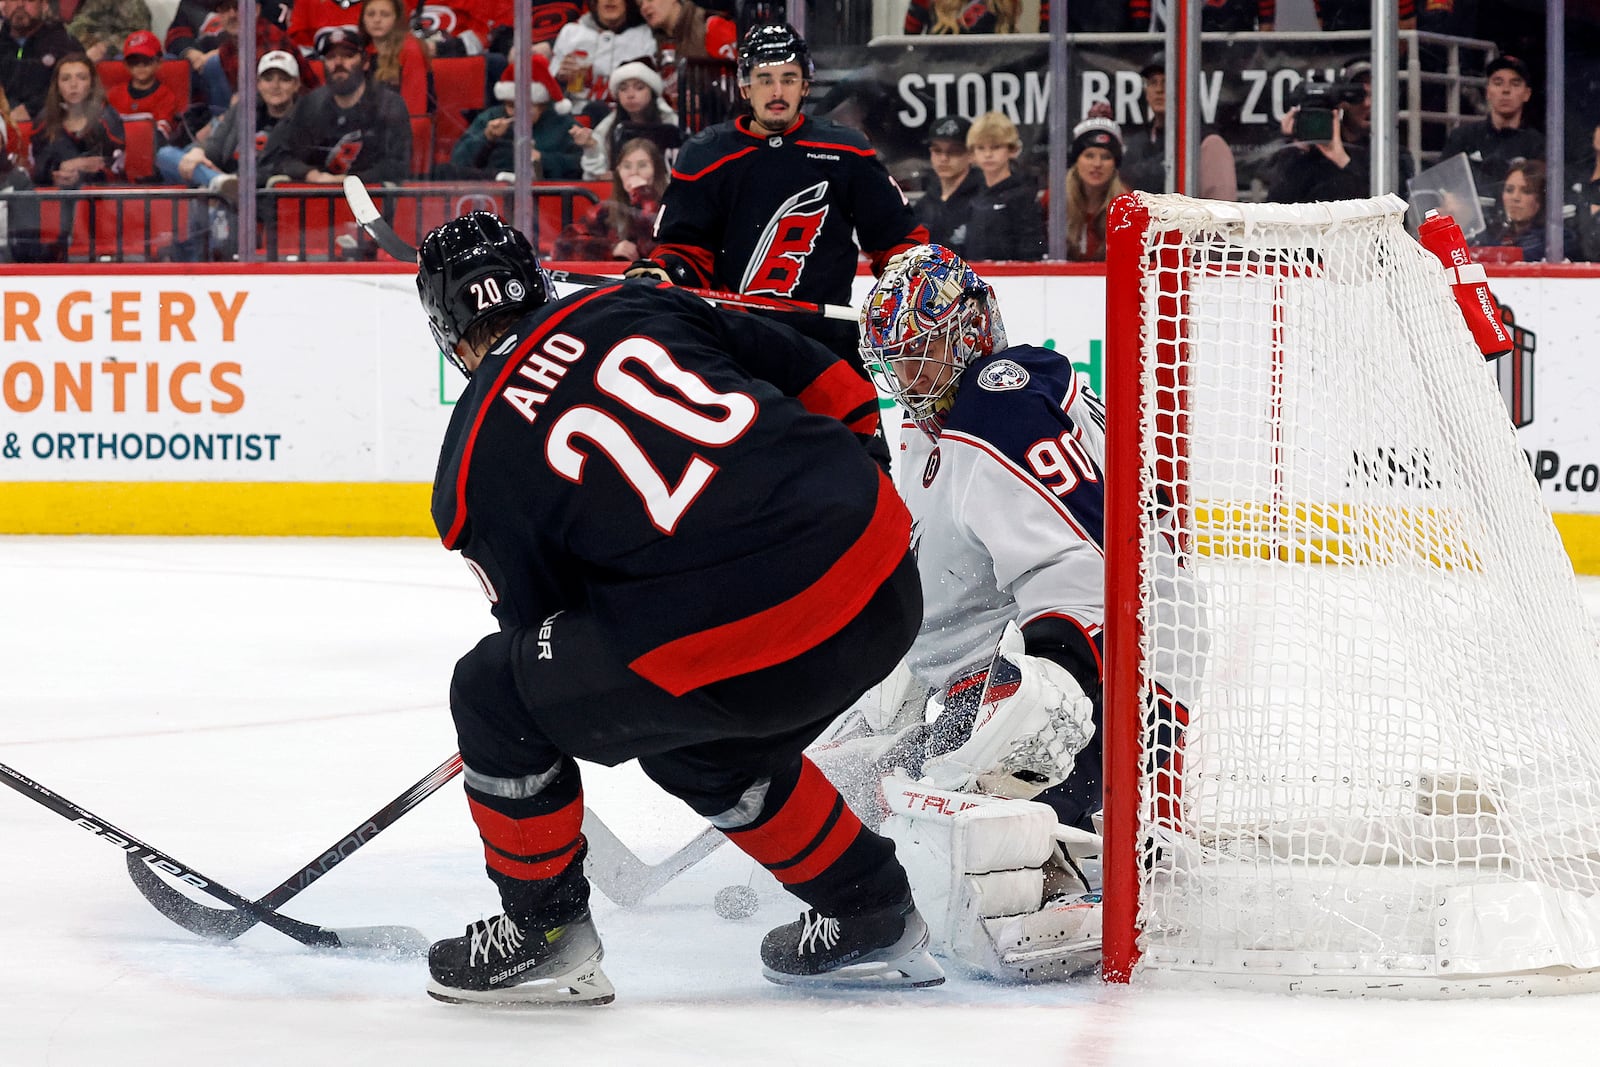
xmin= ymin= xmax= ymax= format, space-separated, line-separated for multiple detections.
xmin=1102 ymin=192 xmax=1600 ymax=996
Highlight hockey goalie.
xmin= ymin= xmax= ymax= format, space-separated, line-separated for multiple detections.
xmin=816 ymin=244 xmax=1207 ymax=982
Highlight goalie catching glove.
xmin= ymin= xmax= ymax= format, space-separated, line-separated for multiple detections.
xmin=922 ymin=622 xmax=1096 ymax=800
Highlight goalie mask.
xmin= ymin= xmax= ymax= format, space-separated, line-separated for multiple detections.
xmin=417 ymin=212 xmax=553 ymax=378
xmin=859 ymin=244 xmax=1007 ymax=431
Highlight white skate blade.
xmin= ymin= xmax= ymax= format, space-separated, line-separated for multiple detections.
xmin=761 ymin=947 xmax=946 ymax=989
xmin=426 ymin=949 xmax=617 ymax=1007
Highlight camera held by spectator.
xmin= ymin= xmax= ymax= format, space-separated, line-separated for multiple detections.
xmin=1288 ymin=78 xmax=1366 ymax=146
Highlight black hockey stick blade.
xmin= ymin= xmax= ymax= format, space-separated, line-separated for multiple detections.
xmin=125 ymin=753 xmax=464 ymax=943
xmin=343 ymin=175 xmax=419 ymax=261
xmin=0 ymin=760 xmax=427 ymax=954
xmin=542 ymin=268 xmax=859 ymax=323
xmin=124 ymin=856 xmax=427 ymax=953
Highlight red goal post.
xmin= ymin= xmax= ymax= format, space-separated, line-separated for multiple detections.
xmin=1101 ymin=191 xmax=1600 ymax=996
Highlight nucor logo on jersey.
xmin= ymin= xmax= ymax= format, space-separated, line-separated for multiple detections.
xmin=74 ymin=818 xmax=208 ymax=888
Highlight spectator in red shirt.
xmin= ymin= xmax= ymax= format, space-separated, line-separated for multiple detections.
xmin=104 ymin=29 xmax=185 ymax=137
xmin=362 ymin=0 xmax=430 ymax=114
xmin=903 ymin=0 xmax=1021 ymax=34
xmin=415 ymin=0 xmax=579 ymax=60
xmin=287 ymin=0 xmax=363 ymax=55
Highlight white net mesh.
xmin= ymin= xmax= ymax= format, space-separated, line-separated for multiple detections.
xmin=1125 ymin=193 xmax=1600 ymax=993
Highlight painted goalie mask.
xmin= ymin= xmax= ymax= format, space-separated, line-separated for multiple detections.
xmin=858 ymin=244 xmax=1007 ymax=432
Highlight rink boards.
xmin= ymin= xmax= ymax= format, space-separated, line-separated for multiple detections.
xmin=0 ymin=262 xmax=1597 ymax=571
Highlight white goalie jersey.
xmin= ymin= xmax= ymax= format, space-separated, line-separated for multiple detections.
xmin=895 ymin=343 xmax=1108 ymax=695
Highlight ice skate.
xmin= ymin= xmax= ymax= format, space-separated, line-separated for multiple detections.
xmin=760 ymin=896 xmax=945 ymax=989
xmin=426 ymin=911 xmax=615 ymax=1006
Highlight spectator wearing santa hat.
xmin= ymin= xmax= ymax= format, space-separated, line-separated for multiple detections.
xmin=439 ymin=52 xmax=582 ymax=179
xmin=570 ymin=57 xmax=677 ymax=180
xmin=1061 ymin=114 xmax=1126 ymax=262
xmin=962 ymin=109 xmax=1044 ymax=262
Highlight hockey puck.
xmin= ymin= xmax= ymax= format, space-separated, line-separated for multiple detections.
xmin=713 ymin=884 xmax=760 ymax=920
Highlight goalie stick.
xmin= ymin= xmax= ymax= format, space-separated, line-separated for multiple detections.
xmin=0 ymin=759 xmax=427 ymax=953
xmin=341 ymin=176 xmax=857 ymax=321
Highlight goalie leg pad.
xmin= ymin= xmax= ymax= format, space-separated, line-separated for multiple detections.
xmin=964 ymin=893 xmax=1104 ymax=983
xmin=880 ymin=778 xmax=1102 ymax=981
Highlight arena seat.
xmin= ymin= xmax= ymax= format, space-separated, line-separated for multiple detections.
xmin=32 ymin=198 xmax=85 ymax=262
xmin=89 ymin=190 xmax=193 ymax=260
xmin=121 ymin=114 xmax=157 ymax=182
xmin=410 ymin=115 xmax=433 ymax=177
xmin=262 ymin=183 xmax=360 ymax=261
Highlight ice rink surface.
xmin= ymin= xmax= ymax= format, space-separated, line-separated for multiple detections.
xmin=5 ymin=536 xmax=1600 ymax=1067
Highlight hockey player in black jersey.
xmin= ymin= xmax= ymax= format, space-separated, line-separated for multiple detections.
xmin=625 ymin=23 xmax=928 ymax=370
xmin=414 ymin=212 xmax=944 ymax=1005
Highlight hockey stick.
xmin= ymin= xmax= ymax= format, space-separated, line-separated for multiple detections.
xmin=542 ymin=267 xmax=858 ymax=322
xmin=0 ymin=760 xmax=427 ymax=953
xmin=341 ymin=176 xmax=857 ymax=321
xmin=125 ymin=753 xmax=464 ymax=942
xmin=122 ymin=737 xmax=713 ymax=937
xmin=582 ymin=814 xmax=726 ymax=908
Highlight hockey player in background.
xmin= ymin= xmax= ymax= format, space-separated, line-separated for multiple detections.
xmin=625 ymin=22 xmax=928 ymax=373
xmin=832 ymin=244 xmax=1205 ymax=982
xmin=413 ymin=212 xmax=944 ymax=1006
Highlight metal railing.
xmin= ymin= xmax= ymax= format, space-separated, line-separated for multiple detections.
xmin=0 ymin=183 xmax=603 ymax=265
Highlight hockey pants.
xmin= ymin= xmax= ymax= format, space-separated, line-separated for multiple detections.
xmin=449 ymin=553 xmax=923 ymax=921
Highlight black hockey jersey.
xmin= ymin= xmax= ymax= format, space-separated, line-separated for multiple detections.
xmin=651 ymin=114 xmax=928 ymax=307
xmin=432 ymin=281 xmax=908 ymax=697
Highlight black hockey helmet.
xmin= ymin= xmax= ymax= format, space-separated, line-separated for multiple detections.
xmin=737 ymin=22 xmax=813 ymax=85
xmin=416 ymin=212 xmax=553 ymax=377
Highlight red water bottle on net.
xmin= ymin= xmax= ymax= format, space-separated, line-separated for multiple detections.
xmin=1417 ymin=209 xmax=1514 ymax=360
